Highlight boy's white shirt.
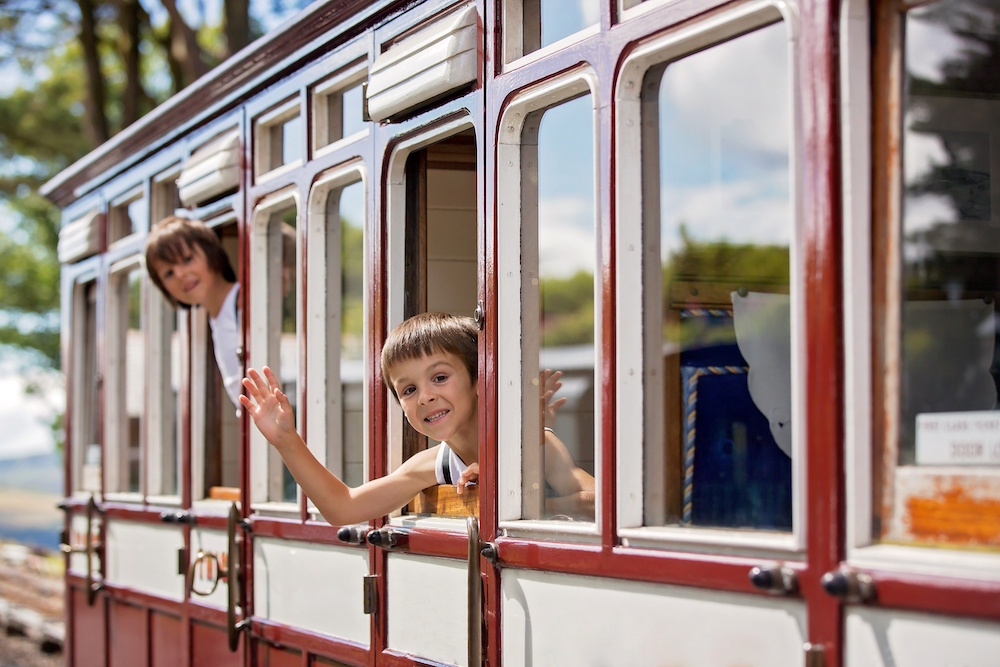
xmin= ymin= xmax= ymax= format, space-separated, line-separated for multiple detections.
xmin=434 ymin=442 xmax=469 ymax=485
xmin=209 ymin=283 xmax=243 ymax=412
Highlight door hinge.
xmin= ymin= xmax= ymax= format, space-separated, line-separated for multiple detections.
xmin=804 ymin=643 xmax=826 ymax=667
xmin=363 ymin=574 xmax=378 ymax=615
xmin=177 ymin=547 xmax=188 ymax=576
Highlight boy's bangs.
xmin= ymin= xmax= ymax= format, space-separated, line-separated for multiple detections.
xmin=148 ymin=234 xmax=190 ymax=268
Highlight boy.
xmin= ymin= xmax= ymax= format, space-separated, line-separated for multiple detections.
xmin=241 ymin=312 xmax=595 ymax=526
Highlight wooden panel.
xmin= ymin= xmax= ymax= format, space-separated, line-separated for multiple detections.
xmin=258 ymin=641 xmax=302 ymax=667
xmin=192 ymin=621 xmax=243 ymax=667
xmin=110 ymin=600 xmax=148 ymax=667
xmin=409 ymin=484 xmax=479 ymax=516
xmin=71 ymin=587 xmax=107 ymax=667
xmin=150 ymin=611 xmax=183 ymax=667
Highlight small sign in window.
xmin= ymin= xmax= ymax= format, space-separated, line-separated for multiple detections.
xmin=915 ymin=411 xmax=1000 ymax=465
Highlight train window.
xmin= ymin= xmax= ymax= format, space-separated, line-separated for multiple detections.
xmin=498 ymin=75 xmax=599 ymax=530
xmin=249 ymin=195 xmax=301 ymax=507
xmin=191 ymin=221 xmax=241 ymax=504
xmin=873 ymin=0 xmax=1000 ymax=550
xmin=147 ymin=288 xmax=182 ymax=499
xmin=152 ymin=170 xmax=181 ymax=222
xmin=71 ymin=279 xmax=101 ymax=495
xmin=255 ymin=99 xmax=304 ymax=179
xmin=312 ymin=66 xmax=368 ymax=156
xmin=503 ymin=0 xmax=599 ymax=62
xmin=109 ymin=189 xmax=146 ymax=244
xmin=106 ymin=261 xmax=146 ymax=496
xmin=640 ymin=22 xmax=792 ymax=532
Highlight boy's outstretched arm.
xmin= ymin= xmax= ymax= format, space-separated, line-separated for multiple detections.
xmin=241 ymin=367 xmax=437 ymax=525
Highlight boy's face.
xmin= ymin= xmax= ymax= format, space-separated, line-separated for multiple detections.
xmin=151 ymin=242 xmax=223 ymax=307
xmin=389 ymin=351 xmax=478 ymax=445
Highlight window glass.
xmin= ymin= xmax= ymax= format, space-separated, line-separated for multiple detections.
xmin=337 ymin=182 xmax=365 ymax=487
xmin=281 ymin=115 xmax=302 ymax=167
xmin=110 ymin=195 xmax=145 ymax=243
xmin=512 ymin=0 xmax=599 ymax=58
xmin=522 ymin=95 xmax=596 ymax=522
xmin=876 ymin=0 xmax=1000 ymax=549
xmin=272 ymin=207 xmax=299 ymax=502
xmin=77 ymin=281 xmax=101 ymax=494
xmin=108 ymin=266 xmax=145 ymax=493
xmin=342 ymin=84 xmax=366 ymax=139
xmin=646 ymin=22 xmax=792 ymax=530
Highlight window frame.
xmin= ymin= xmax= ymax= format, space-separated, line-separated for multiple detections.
xmin=500 ymin=0 xmax=601 ymax=70
xmin=305 ymin=162 xmax=369 ymax=507
xmin=108 ymin=186 xmax=146 ymax=247
xmin=614 ymin=0 xmax=805 ymax=554
xmin=248 ymin=188 xmax=302 ymax=512
xmin=67 ymin=266 xmax=101 ymax=498
xmin=103 ymin=255 xmax=148 ymax=501
xmin=254 ymin=98 xmax=305 ymax=182
xmin=311 ymin=61 xmax=369 ymax=159
xmin=496 ymin=67 xmax=603 ymax=540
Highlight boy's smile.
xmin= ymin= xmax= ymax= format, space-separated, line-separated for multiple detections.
xmin=390 ymin=350 xmax=478 ymax=456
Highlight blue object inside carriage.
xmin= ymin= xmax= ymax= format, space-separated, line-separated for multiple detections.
xmin=679 ymin=310 xmax=792 ymax=531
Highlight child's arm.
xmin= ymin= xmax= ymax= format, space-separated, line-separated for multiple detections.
xmin=241 ymin=367 xmax=438 ymax=525
xmin=543 ymin=430 xmax=596 ymax=519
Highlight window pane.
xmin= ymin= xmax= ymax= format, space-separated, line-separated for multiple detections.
xmin=275 ymin=208 xmax=298 ymax=502
xmin=165 ymin=308 xmax=181 ymax=496
xmin=541 ymin=0 xmax=598 ymax=47
xmin=650 ymin=22 xmax=792 ymax=530
xmin=877 ymin=0 xmax=1000 ymax=549
xmin=282 ymin=116 xmax=302 ymax=166
xmin=110 ymin=267 xmax=145 ymax=493
xmin=341 ymin=84 xmax=366 ymax=139
xmin=79 ymin=282 xmax=101 ymax=494
xmin=339 ymin=182 xmax=365 ymax=488
xmin=523 ymin=94 xmax=596 ymax=522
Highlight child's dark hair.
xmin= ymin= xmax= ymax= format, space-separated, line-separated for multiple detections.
xmin=145 ymin=216 xmax=237 ymax=308
xmin=381 ymin=312 xmax=478 ymax=402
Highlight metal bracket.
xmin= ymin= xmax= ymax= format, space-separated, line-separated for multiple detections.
xmin=821 ymin=566 xmax=876 ymax=603
xmin=804 ymin=643 xmax=826 ymax=667
xmin=748 ymin=564 xmax=798 ymax=596
xmin=474 ymin=300 xmax=485 ymax=331
xmin=363 ymin=574 xmax=378 ymax=615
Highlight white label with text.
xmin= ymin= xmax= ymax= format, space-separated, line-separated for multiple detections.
xmin=916 ymin=411 xmax=1000 ymax=465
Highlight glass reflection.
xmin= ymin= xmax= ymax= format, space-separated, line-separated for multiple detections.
xmin=523 ymin=94 xmax=596 ymax=522
xmin=900 ymin=0 xmax=1000 ymax=465
xmin=342 ymin=84 xmax=366 ymax=139
xmin=653 ymin=22 xmax=792 ymax=530
xmin=276 ymin=208 xmax=298 ymax=501
xmin=339 ymin=182 xmax=365 ymax=488
xmin=540 ymin=0 xmax=598 ymax=47
xmin=125 ymin=268 xmax=144 ymax=493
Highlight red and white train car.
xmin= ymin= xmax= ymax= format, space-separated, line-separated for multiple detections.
xmin=45 ymin=0 xmax=1000 ymax=664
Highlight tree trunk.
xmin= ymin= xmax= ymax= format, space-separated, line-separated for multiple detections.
xmin=224 ymin=0 xmax=251 ymax=59
xmin=75 ymin=0 xmax=108 ymax=146
xmin=159 ymin=0 xmax=209 ymax=88
xmin=119 ymin=0 xmax=142 ymax=128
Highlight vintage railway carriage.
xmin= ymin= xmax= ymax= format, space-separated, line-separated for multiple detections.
xmin=45 ymin=0 xmax=1000 ymax=664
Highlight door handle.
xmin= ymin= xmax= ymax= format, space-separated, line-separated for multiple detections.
xmin=226 ymin=503 xmax=249 ymax=652
xmin=59 ymin=496 xmax=104 ymax=605
xmin=467 ymin=516 xmax=483 ymax=667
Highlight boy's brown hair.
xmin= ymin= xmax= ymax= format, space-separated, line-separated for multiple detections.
xmin=381 ymin=312 xmax=478 ymax=402
xmin=145 ymin=216 xmax=237 ymax=308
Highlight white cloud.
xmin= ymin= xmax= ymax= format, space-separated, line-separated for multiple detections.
xmin=538 ymin=196 xmax=596 ymax=277
xmin=904 ymin=128 xmax=949 ymax=184
xmin=905 ymin=15 xmax=968 ymax=84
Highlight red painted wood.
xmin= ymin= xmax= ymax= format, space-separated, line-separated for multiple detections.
xmin=378 ymin=649 xmax=458 ymax=667
xmin=868 ymin=570 xmax=1000 ymax=621
xmin=191 ymin=619 xmax=243 ymax=667
xmin=257 ymin=640 xmax=303 ymax=667
xmin=98 ymin=581 xmax=185 ymax=617
xmin=150 ymin=611 xmax=184 ymax=667
xmin=252 ymin=618 xmax=369 ymax=667
xmin=71 ymin=585 xmax=107 ymax=667
xmin=109 ymin=599 xmax=148 ymax=667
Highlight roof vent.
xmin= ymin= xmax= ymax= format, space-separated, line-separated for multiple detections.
xmin=58 ymin=209 xmax=100 ymax=264
xmin=177 ymin=131 xmax=240 ymax=207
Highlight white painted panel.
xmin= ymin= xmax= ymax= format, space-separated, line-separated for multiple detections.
xmin=387 ymin=553 xmax=467 ymax=666
xmin=106 ymin=521 xmax=185 ymax=600
xmin=177 ymin=131 xmax=240 ymax=206
xmin=502 ymin=570 xmax=806 ymax=667
xmin=253 ymin=538 xmax=370 ymax=645
xmin=846 ymin=607 xmax=1000 ymax=667
xmin=58 ymin=210 xmax=100 ymax=264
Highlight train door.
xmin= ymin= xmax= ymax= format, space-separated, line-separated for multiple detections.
xmin=838 ymin=0 xmax=1000 ymax=664
xmin=373 ymin=116 xmax=482 ymax=667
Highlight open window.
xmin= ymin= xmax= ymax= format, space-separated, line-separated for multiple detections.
xmin=109 ymin=188 xmax=146 ymax=245
xmin=249 ymin=194 xmax=301 ymax=508
xmin=191 ymin=220 xmax=241 ymax=506
xmin=105 ymin=260 xmax=146 ymax=497
xmin=616 ymin=7 xmax=799 ymax=547
xmin=871 ymin=0 xmax=1000 ymax=552
xmin=498 ymin=73 xmax=599 ymax=533
xmin=386 ymin=124 xmax=479 ymax=518
xmin=306 ymin=167 xmax=367 ymax=496
xmin=502 ymin=0 xmax=599 ymax=64
xmin=312 ymin=64 xmax=368 ymax=157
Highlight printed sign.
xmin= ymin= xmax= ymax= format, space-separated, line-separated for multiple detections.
xmin=915 ymin=411 xmax=1000 ymax=465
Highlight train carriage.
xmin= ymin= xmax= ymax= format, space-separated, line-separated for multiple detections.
xmin=44 ymin=0 xmax=1000 ymax=665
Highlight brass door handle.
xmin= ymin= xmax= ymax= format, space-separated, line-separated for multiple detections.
xmin=226 ymin=503 xmax=249 ymax=652
xmin=187 ymin=550 xmax=221 ymax=596
xmin=467 ymin=516 xmax=483 ymax=667
xmin=59 ymin=497 xmax=104 ymax=606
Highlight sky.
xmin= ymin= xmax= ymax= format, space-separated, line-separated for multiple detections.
xmin=0 ymin=361 xmax=64 ymax=460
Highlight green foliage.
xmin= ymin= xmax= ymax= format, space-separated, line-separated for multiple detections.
xmin=341 ymin=218 xmax=364 ymax=360
xmin=664 ymin=224 xmax=790 ymax=289
xmin=539 ymin=271 xmax=595 ymax=347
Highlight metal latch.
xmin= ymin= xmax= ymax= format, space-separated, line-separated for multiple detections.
xmin=748 ymin=564 xmax=798 ymax=595
xmin=821 ymin=566 xmax=876 ymax=603
xmin=363 ymin=574 xmax=378 ymax=615
xmin=804 ymin=642 xmax=826 ymax=667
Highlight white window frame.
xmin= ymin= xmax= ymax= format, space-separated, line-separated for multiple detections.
xmin=145 ymin=286 xmax=184 ymax=505
xmin=254 ymin=98 xmax=304 ymax=182
xmin=103 ymin=255 xmax=147 ymax=502
xmin=501 ymin=0 xmax=601 ymax=70
xmin=68 ymin=270 xmax=100 ymax=498
xmin=312 ymin=62 xmax=369 ymax=159
xmin=496 ymin=68 xmax=602 ymax=540
xmin=249 ymin=189 xmax=302 ymax=512
xmin=152 ymin=165 xmax=183 ymax=224
xmin=305 ymin=163 xmax=369 ymax=512
xmin=108 ymin=186 xmax=146 ymax=247
xmin=614 ymin=0 xmax=804 ymax=554
xmin=384 ymin=113 xmax=476 ymax=529
xmin=841 ymin=0 xmax=1000 ymax=582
